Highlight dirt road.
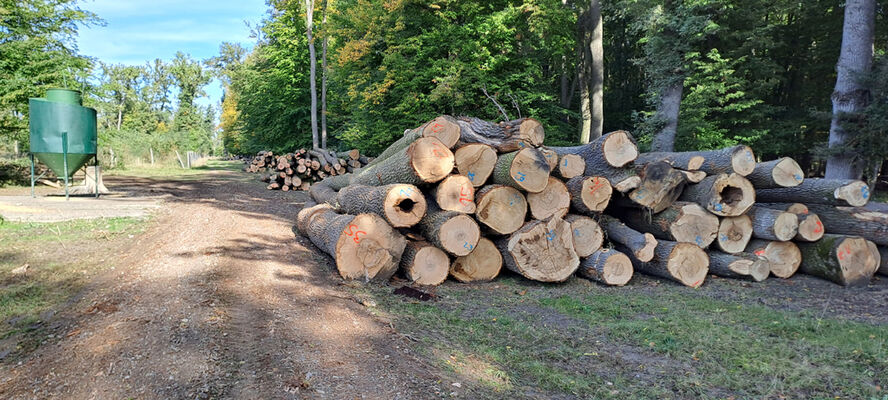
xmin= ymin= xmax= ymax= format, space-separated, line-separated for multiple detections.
xmin=0 ymin=170 xmax=448 ymax=399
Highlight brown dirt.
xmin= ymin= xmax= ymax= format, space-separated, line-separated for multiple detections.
xmin=0 ymin=171 xmax=449 ymax=399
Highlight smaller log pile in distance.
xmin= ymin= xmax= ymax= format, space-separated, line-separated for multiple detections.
xmin=292 ymin=114 xmax=884 ymax=288
xmin=244 ymin=148 xmax=373 ymax=191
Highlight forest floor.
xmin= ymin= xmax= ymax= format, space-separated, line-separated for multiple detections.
xmin=0 ymin=161 xmax=886 ymax=399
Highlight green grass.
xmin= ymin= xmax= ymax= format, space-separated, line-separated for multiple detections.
xmin=355 ymin=276 xmax=888 ymax=399
xmin=0 ymin=217 xmax=147 ymax=341
xmin=103 ymin=159 xmax=243 ymax=178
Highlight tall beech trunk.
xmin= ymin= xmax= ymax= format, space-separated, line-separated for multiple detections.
xmin=796 ymin=234 xmax=878 ymax=286
xmin=825 ymin=0 xmax=876 ymax=179
xmin=305 ymin=0 xmax=319 ymax=150
xmin=578 ymin=0 xmax=604 ymax=143
xmin=650 ymin=82 xmax=683 ymax=152
xmin=320 ymin=0 xmax=328 ymax=149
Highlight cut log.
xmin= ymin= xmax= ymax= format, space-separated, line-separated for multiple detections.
xmin=625 ymin=162 xmax=687 ymax=213
xmin=366 ymin=116 xmax=462 ymax=170
xmin=300 ymin=208 xmax=406 ymax=282
xmin=400 ymin=240 xmax=450 ymax=286
xmin=578 ymin=248 xmax=633 ymax=286
xmin=563 ymin=214 xmax=604 ymax=258
xmin=716 ymin=215 xmax=753 ymax=254
xmin=754 ymin=178 xmax=870 ymax=207
xmin=565 ymin=176 xmax=612 ymax=214
xmin=802 ymin=204 xmax=888 ymax=245
xmin=491 ymin=148 xmax=551 ymax=193
xmin=526 ymin=177 xmax=571 ymax=220
xmin=450 ymin=238 xmax=502 ymax=283
xmin=453 ymin=143 xmax=497 ymax=187
xmin=795 ymin=234 xmax=877 ymax=286
xmin=456 ymin=117 xmax=545 ymax=152
xmin=538 ymin=146 xmax=559 ymax=171
xmin=434 ymin=175 xmax=476 ymax=213
xmin=746 ymin=157 xmax=804 ymax=188
xmin=295 ymin=203 xmax=333 ymax=236
xmin=599 ymin=214 xmax=657 ymax=262
xmin=621 ymin=202 xmax=719 ymax=248
xmin=335 ymin=184 xmax=427 ymax=228
xmin=745 ymin=239 xmax=801 ymax=279
xmin=550 ymin=130 xmax=638 ymax=169
xmin=706 ymin=251 xmax=770 ymax=282
xmin=755 ymin=203 xmax=824 ymax=242
xmin=745 ymin=206 xmax=799 ymax=241
xmin=474 ymin=185 xmax=528 ymax=235
xmin=340 ymin=137 xmax=454 ymax=189
xmin=622 ymin=240 xmax=709 ymax=288
xmin=678 ymin=169 xmax=707 ymax=183
xmin=866 ymin=240 xmax=880 ymax=278
xmin=338 ymin=149 xmax=361 ymax=160
xmin=636 ymin=145 xmax=756 ymax=176
xmin=555 ymin=153 xmax=586 ymax=180
xmin=678 ymin=173 xmax=755 ymax=216
xmin=495 ymin=216 xmax=579 ymax=282
xmin=417 ymin=201 xmax=480 ymax=256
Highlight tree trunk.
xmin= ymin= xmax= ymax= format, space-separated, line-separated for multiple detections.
xmin=550 ymin=130 xmax=638 ymax=170
xmin=537 ymin=147 xmax=559 ymax=172
xmin=579 ymin=248 xmax=633 ymax=286
xmin=824 ymin=0 xmax=876 ymax=179
xmin=526 ymin=177 xmax=571 ymax=220
xmin=456 ymin=117 xmax=545 ymax=152
xmin=623 ymin=161 xmax=687 ymax=213
xmin=450 ymin=238 xmax=502 ymax=283
xmin=578 ymin=0 xmax=604 ymax=143
xmin=650 ymin=81 xmax=683 ymax=152
xmin=706 ymin=251 xmax=770 ymax=282
xmin=334 ymin=184 xmax=427 ymax=228
xmin=454 ymin=143 xmax=497 ymax=187
xmin=434 ymin=175 xmax=476 ymax=214
xmin=563 ymin=214 xmax=604 ymax=258
xmin=474 ymin=185 xmax=528 ymax=235
xmin=877 ymin=245 xmax=888 ymax=276
xmin=621 ymin=202 xmax=719 ymax=248
xmin=755 ymin=203 xmax=825 ymax=242
xmin=417 ymin=200 xmax=480 ymax=256
xmin=554 ymin=153 xmax=586 ymax=180
xmin=400 ymin=240 xmax=449 ymax=286
xmin=716 ymin=215 xmax=753 ymax=254
xmin=803 ymin=203 xmax=888 ymax=245
xmin=491 ymin=148 xmax=551 ymax=193
xmin=565 ymin=175 xmax=612 ymax=214
xmin=336 ymin=137 xmax=454 ymax=189
xmin=636 ymin=145 xmax=756 ymax=177
xmin=745 ymin=206 xmax=799 ymax=242
xmin=678 ymin=173 xmax=755 ymax=216
xmin=599 ymin=214 xmax=658 ymax=262
xmin=320 ymin=0 xmax=328 ymax=149
xmin=754 ymin=178 xmax=870 ymax=207
xmin=622 ymin=240 xmax=708 ymax=287
xmin=495 ymin=216 xmax=580 ymax=282
xmin=305 ymin=0 xmax=319 ymax=150
xmin=745 ymin=239 xmax=801 ymax=279
xmin=746 ymin=157 xmax=804 ymax=188
xmin=796 ymin=234 xmax=877 ymax=286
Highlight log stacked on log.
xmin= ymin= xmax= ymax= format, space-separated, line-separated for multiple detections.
xmin=244 ymin=148 xmax=373 ymax=191
xmin=291 ymin=114 xmax=884 ymax=288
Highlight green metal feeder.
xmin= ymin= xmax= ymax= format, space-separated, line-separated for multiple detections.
xmin=28 ymin=88 xmax=99 ymax=199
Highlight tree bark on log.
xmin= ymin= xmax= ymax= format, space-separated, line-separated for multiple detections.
xmin=599 ymin=214 xmax=657 ymax=262
xmin=550 ymin=130 xmax=638 ymax=169
xmin=745 ymin=206 xmax=799 ymax=242
xmin=565 ymin=176 xmax=612 ymax=214
xmin=416 ymin=200 xmax=480 ymax=256
xmin=400 ymin=240 xmax=449 ymax=286
xmin=754 ymin=178 xmax=870 ymax=207
xmin=624 ymin=162 xmax=687 ymax=213
xmin=636 ymin=145 xmax=756 ymax=176
xmin=635 ymin=151 xmax=706 ymax=171
xmin=621 ymin=202 xmax=719 ymax=248
xmin=802 ymin=203 xmax=888 ymax=245
xmin=454 ymin=143 xmax=497 ymax=187
xmin=678 ymin=173 xmax=755 ymax=216
xmin=455 ymin=116 xmax=545 ymax=152
xmin=745 ymin=239 xmax=801 ymax=279
xmin=877 ymin=245 xmax=888 ymax=276
xmin=491 ymin=148 xmax=551 ymax=193
xmin=622 ymin=240 xmax=709 ymax=287
xmin=495 ymin=216 xmax=579 ymax=282
xmin=336 ymin=137 xmax=454 ymax=189
xmin=334 ymin=184 xmax=427 ymax=228
xmin=309 ymin=181 xmax=339 ymax=205
xmin=474 ymin=185 xmax=528 ymax=235
xmin=706 ymin=251 xmax=770 ymax=282
xmin=434 ymin=175 xmax=476 ymax=214
xmin=538 ymin=146 xmax=559 ymax=172
xmin=755 ymin=203 xmax=825 ymax=242
xmin=450 ymin=237 xmax=502 ymax=283
xmin=796 ymin=234 xmax=877 ymax=286
xmin=578 ymin=248 xmax=633 ymax=286
xmin=365 ymin=116 xmax=462 ymax=170
xmin=717 ymin=215 xmax=753 ymax=254
xmin=564 ymin=214 xmax=604 ymax=258
xmin=678 ymin=170 xmax=707 ymax=183
xmin=746 ymin=157 xmax=804 ymax=188
xmin=527 ymin=177 xmax=571 ymax=220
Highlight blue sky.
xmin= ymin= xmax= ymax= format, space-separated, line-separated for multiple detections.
xmin=78 ymin=0 xmax=268 ymax=108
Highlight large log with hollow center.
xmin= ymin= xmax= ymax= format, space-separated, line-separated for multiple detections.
xmin=334 ymin=184 xmax=427 ymax=228
xmin=678 ymin=173 xmax=755 ymax=216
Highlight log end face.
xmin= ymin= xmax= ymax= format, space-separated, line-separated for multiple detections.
xmin=835 ymin=181 xmax=870 ymax=207
xmin=748 ymin=256 xmax=771 ymax=282
xmin=717 ymin=215 xmax=753 ymax=254
xmin=519 ymin=118 xmax=546 ymax=147
xmin=408 ymin=246 xmax=450 ymax=286
xmin=455 ymin=144 xmax=497 ymax=187
xmin=410 ymin=137 xmax=456 ymax=183
xmin=667 ymin=242 xmax=709 ymax=288
xmin=602 ymin=130 xmax=638 ymax=167
xmin=760 ymin=241 xmax=801 ymax=279
xmin=795 ymin=214 xmax=825 ymax=242
xmin=335 ymin=214 xmax=407 ymax=282
xmin=507 ymin=218 xmax=579 ymax=282
xmin=636 ymin=233 xmax=658 ymax=263
xmin=711 ymin=174 xmax=755 ymax=216
xmin=614 ymin=176 xmax=641 ymax=193
xmin=422 ymin=116 xmax=461 ymax=148
xmin=476 ymin=185 xmax=527 ymax=235
xmin=687 ymin=156 xmax=705 ymax=170
xmin=527 ymin=177 xmax=571 ymax=220
xmin=558 ymin=154 xmax=586 ymax=179
xmin=836 ymin=237 xmax=877 ymax=286
xmin=772 ymin=157 xmax=804 ymax=187
xmin=579 ymin=176 xmax=613 ymax=212
xmin=510 ymin=148 xmax=551 ymax=193
xmin=602 ymin=251 xmax=633 ymax=286
xmin=730 ymin=146 xmax=756 ymax=176
xmin=450 ymin=237 xmax=502 ymax=282
xmin=439 ymin=214 xmax=481 ymax=256
xmin=670 ymin=203 xmax=720 ymax=248
xmin=773 ymin=211 xmax=800 ymax=241
xmin=436 ymin=175 xmax=477 ymax=214
xmin=566 ymin=215 xmax=604 ymax=258
xmin=384 ymin=184 xmax=427 ymax=228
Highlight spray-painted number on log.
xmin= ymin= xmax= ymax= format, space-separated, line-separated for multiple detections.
xmin=432 ymin=144 xmax=448 ymax=158
xmin=713 ymin=203 xmax=724 ymax=212
xmin=814 ymin=221 xmax=823 ymax=233
xmin=399 ymin=187 xmax=414 ymax=197
xmin=589 ymin=177 xmax=604 ymax=195
xmin=464 ymin=242 xmax=474 ymax=251
xmin=546 ymin=230 xmax=556 ymax=241
xmin=794 ymin=173 xmax=803 ymax=182
xmin=695 ymin=235 xmax=704 ymax=247
xmin=459 ymin=186 xmax=473 ymax=205
xmin=467 ymin=172 xmax=475 ymax=182
xmin=345 ymin=224 xmax=367 ymax=243
xmin=837 ymin=245 xmax=853 ymax=260
xmin=754 ymin=249 xmax=765 ymax=256
xmin=514 ymin=172 xmax=527 ymax=182
xmin=563 ymin=158 xmax=569 ymax=167
xmin=861 ymin=185 xmax=870 ymax=199
xmin=720 ymin=234 xmax=729 ymax=242
xmin=430 ymin=122 xmax=444 ymax=133
xmin=574 ymin=229 xmax=581 ymax=237
xmin=509 ymin=193 xmax=522 ymax=207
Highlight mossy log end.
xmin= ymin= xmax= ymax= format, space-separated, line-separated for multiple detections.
xmin=491 ymin=148 xmax=551 ymax=193
xmin=565 ymin=176 xmax=612 ymax=214
xmin=706 ymin=251 xmax=770 ymax=282
xmin=454 ymin=143 xmax=497 ymax=187
xmin=796 ymin=234 xmax=877 ymax=286
xmin=474 ymin=185 xmax=528 ymax=235
xmin=456 ymin=117 xmax=545 ymax=152
xmin=564 ymin=214 xmax=604 ymax=258
xmin=527 ymin=177 xmax=571 ymax=220
xmin=578 ymin=248 xmax=634 ymax=286
xmin=678 ymin=173 xmax=755 ymax=216
xmin=417 ymin=201 xmax=481 ymax=256
xmin=746 ymin=157 xmax=804 ymax=188
xmin=550 ymin=130 xmax=638 ymax=170
xmin=335 ymin=184 xmax=427 ymax=228
xmin=754 ymin=178 xmax=870 ymax=207
xmin=599 ymin=214 xmax=658 ymax=262
xmin=717 ymin=215 xmax=753 ymax=254
xmin=400 ymin=240 xmax=450 ymax=286
xmin=495 ymin=217 xmax=579 ymax=282
xmin=745 ymin=206 xmax=799 ymax=241
xmin=622 ymin=240 xmax=709 ymax=287
xmin=803 ymin=204 xmax=888 ymax=245
xmin=745 ymin=239 xmax=801 ymax=279
xmin=450 ymin=237 xmax=502 ymax=283
xmin=621 ymin=202 xmax=719 ymax=247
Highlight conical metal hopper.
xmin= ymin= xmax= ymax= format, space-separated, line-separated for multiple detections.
xmin=28 ymin=89 xmax=97 ymax=179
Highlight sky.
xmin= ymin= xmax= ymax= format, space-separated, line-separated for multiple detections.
xmin=77 ymin=0 xmax=268 ymax=108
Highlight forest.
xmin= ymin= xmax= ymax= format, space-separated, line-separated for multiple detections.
xmin=1 ymin=0 xmax=887 ymax=180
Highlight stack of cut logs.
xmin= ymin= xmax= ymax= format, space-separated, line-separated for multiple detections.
xmin=294 ymin=115 xmax=886 ymax=288
xmin=245 ymin=149 xmax=371 ymax=191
